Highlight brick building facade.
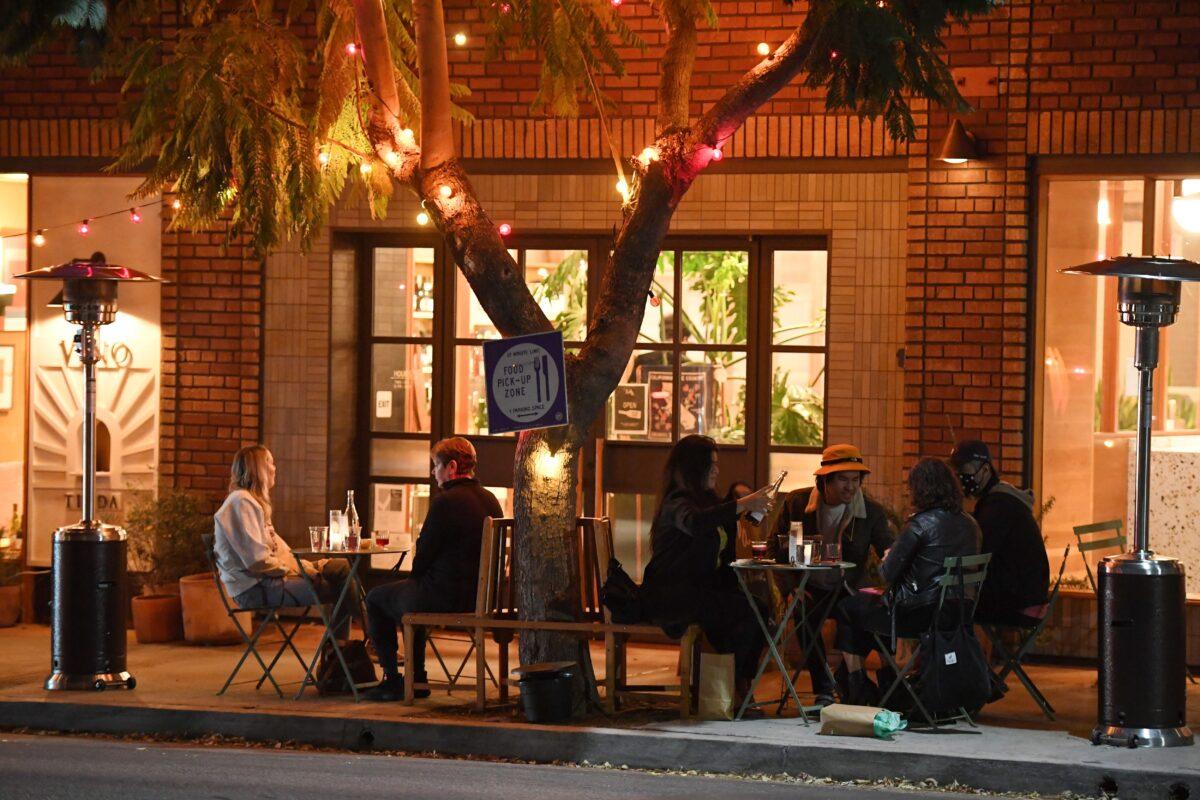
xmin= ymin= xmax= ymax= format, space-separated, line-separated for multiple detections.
xmin=2 ymin=0 xmax=1198 ymax=542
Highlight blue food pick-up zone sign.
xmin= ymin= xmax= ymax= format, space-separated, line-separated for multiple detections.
xmin=483 ymin=330 xmax=569 ymax=434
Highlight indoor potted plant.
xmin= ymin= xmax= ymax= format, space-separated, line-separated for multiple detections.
xmin=125 ymin=487 xmax=211 ymax=643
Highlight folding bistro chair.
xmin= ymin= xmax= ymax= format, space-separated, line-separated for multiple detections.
xmin=1071 ymin=520 xmax=1125 ymax=594
xmin=872 ymin=553 xmax=992 ymax=728
xmin=202 ymin=534 xmax=316 ymax=697
xmin=979 ymin=545 xmax=1070 ymax=720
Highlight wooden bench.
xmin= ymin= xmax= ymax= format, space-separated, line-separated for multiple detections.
xmin=402 ymin=516 xmax=701 ymax=716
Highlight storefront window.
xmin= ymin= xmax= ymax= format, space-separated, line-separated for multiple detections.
xmin=1040 ymin=176 xmax=1200 ymax=593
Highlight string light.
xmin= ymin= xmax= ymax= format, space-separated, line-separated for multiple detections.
xmin=453 ymin=32 xmax=467 ymax=46
xmin=648 ymin=289 xmax=660 ymax=308
xmin=756 ymin=42 xmax=771 ymax=56
xmin=318 ymin=149 xmax=331 ymax=166
xmin=399 ymin=128 xmax=415 ymax=146
xmin=129 ymin=208 xmax=142 ymax=223
xmin=384 ymin=151 xmax=400 ymax=167
xmin=637 ymin=146 xmax=659 ymax=167
xmin=360 ymin=162 xmax=373 ymax=175
xmin=710 ymin=147 xmax=724 ymax=162
xmin=498 ymin=223 xmax=512 ymax=236
xmin=345 ymin=42 xmax=359 ymax=56
xmin=416 ymin=211 xmax=430 ymax=226
xmin=439 ymin=184 xmax=454 ymax=199
xmin=611 ymin=0 xmax=622 ymax=6
xmin=500 ymin=3 xmax=510 ymax=12
xmin=172 ymin=199 xmax=182 ymax=210
xmin=77 ymin=220 xmax=90 ymax=236
xmin=33 ymin=230 xmax=46 ymax=247
xmin=615 ymin=178 xmax=630 ymax=201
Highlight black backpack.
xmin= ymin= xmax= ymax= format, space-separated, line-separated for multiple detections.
xmin=600 ymin=558 xmax=643 ymax=624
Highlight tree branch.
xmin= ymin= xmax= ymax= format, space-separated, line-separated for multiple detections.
xmin=692 ymin=27 xmax=813 ymax=148
xmin=656 ymin=0 xmax=698 ymax=132
xmin=351 ymin=0 xmax=420 ymax=182
xmin=413 ymin=0 xmax=455 ymax=169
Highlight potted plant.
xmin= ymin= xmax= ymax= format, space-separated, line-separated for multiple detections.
xmin=125 ymin=488 xmax=211 ymax=643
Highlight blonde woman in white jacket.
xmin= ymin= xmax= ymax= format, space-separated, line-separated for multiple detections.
xmin=213 ymin=445 xmax=349 ymax=637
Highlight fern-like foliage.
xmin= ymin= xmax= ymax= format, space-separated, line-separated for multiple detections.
xmin=483 ymin=0 xmax=646 ymax=117
xmin=0 ymin=0 xmax=107 ymax=66
xmin=797 ymin=0 xmax=1001 ymax=141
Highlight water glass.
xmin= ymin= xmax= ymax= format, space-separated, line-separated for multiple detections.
xmin=308 ymin=525 xmax=327 ymax=551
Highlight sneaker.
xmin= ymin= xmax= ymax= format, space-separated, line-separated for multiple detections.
xmin=814 ymin=693 xmax=836 ymax=708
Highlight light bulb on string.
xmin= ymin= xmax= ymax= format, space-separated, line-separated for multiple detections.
xmin=78 ymin=220 xmax=90 ymax=236
xmin=498 ymin=223 xmax=512 ymax=237
xmin=611 ymin=0 xmax=622 ymax=6
xmin=637 ymin=146 xmax=659 ymax=167
xmin=345 ymin=42 xmax=359 ymax=56
xmin=416 ymin=211 xmax=430 ymax=226
xmin=318 ymin=148 xmax=331 ymax=166
xmin=453 ymin=32 xmax=467 ymax=46
xmin=399 ymin=128 xmax=415 ymax=147
xmin=710 ymin=147 xmax=724 ymax=162
xmin=648 ymin=289 xmax=660 ymax=308
xmin=439 ymin=184 xmax=454 ymax=199
xmin=33 ymin=230 xmax=46 ymax=247
xmin=360 ymin=162 xmax=373 ymax=175
xmin=756 ymin=42 xmax=771 ymax=57
xmin=172 ymin=199 xmax=182 ymax=211
xmin=615 ymin=178 xmax=630 ymax=201
xmin=129 ymin=208 xmax=142 ymax=223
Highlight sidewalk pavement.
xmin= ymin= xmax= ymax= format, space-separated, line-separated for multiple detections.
xmin=0 ymin=624 xmax=1196 ymax=799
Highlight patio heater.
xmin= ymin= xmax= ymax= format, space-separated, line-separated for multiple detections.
xmin=1062 ymin=254 xmax=1198 ymax=748
xmin=15 ymin=255 xmax=161 ymax=691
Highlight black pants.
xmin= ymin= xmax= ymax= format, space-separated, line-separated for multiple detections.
xmin=365 ymin=578 xmax=463 ymax=679
xmin=652 ymin=586 xmax=766 ymax=684
xmin=793 ymin=584 xmax=844 ymax=695
xmin=834 ymin=591 xmax=935 ymax=657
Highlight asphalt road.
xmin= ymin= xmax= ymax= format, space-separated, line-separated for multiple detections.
xmin=0 ymin=733 xmax=956 ymax=800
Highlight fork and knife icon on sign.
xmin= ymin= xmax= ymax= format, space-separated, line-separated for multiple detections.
xmin=533 ymin=354 xmax=551 ymax=403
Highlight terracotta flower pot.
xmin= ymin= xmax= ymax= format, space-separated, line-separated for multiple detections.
xmin=132 ymin=593 xmax=184 ymax=643
xmin=178 ymin=573 xmax=241 ymax=645
xmin=0 ymin=585 xmax=20 ymax=627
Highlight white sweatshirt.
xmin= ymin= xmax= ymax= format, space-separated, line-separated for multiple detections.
xmin=212 ymin=489 xmax=299 ymax=598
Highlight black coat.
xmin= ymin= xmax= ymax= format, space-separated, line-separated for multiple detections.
xmin=973 ymin=480 xmax=1050 ymax=612
xmin=882 ymin=508 xmax=981 ymax=609
xmin=410 ymin=477 xmax=504 ymax=606
xmin=774 ymin=487 xmax=895 ymax=590
xmin=641 ymin=488 xmax=739 ymax=629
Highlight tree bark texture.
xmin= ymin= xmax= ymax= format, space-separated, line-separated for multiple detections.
xmin=413 ymin=0 xmax=455 ymax=169
xmin=656 ymin=0 xmax=698 ymax=131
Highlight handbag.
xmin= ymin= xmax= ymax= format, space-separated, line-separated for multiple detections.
xmin=316 ymin=639 xmax=377 ymax=695
xmin=914 ymin=568 xmax=990 ymax=716
xmin=600 ymin=558 xmax=643 ymax=624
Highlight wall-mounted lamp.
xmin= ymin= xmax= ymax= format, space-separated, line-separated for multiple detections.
xmin=938 ymin=119 xmax=980 ymax=164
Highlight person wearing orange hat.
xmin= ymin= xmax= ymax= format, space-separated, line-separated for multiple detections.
xmin=773 ymin=444 xmax=895 ymax=706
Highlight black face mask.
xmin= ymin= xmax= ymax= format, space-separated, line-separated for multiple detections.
xmin=958 ymin=464 xmax=988 ymax=496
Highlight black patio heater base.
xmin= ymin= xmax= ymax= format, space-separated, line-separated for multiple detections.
xmin=1091 ymin=554 xmax=1191 ymax=748
xmin=1061 ymin=255 xmax=1199 ymax=749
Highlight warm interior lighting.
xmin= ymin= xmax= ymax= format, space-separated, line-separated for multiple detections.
xmin=756 ymin=42 xmax=770 ymax=56
xmin=1097 ymin=198 xmax=1112 ymax=226
xmin=938 ymin=119 xmax=979 ymax=164
xmin=1172 ymin=180 xmax=1200 ymax=233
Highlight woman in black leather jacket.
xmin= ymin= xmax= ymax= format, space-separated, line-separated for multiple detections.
xmin=641 ymin=435 xmax=772 ymax=696
xmin=835 ymin=457 xmax=981 ymax=688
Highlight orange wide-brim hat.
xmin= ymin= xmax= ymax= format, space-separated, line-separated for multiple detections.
xmin=813 ymin=444 xmax=871 ymax=476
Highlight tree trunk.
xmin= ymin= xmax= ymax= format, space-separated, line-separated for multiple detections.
xmin=511 ymin=424 xmax=597 ymax=714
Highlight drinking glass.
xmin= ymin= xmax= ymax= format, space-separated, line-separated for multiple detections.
xmin=308 ymin=525 xmax=327 ymax=551
xmin=750 ymin=540 xmax=768 ymax=561
xmin=374 ymin=530 xmax=392 ymax=548
xmin=824 ymin=542 xmax=843 ymax=563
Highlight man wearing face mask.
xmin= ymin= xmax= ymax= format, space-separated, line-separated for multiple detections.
xmin=774 ymin=444 xmax=894 ymax=706
xmin=950 ymin=440 xmax=1049 ymax=625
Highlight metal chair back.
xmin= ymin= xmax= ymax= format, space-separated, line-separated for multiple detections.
xmin=934 ymin=553 xmax=992 ymax=628
xmin=1072 ymin=519 xmax=1125 ymax=593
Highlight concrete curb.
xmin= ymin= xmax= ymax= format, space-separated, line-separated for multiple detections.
xmin=0 ymin=700 xmax=1192 ymax=799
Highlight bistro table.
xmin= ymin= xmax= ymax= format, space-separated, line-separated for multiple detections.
xmin=292 ymin=543 xmax=410 ymax=702
xmin=730 ymin=558 xmax=854 ymax=723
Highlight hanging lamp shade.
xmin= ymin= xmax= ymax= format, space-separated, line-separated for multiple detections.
xmin=938 ymin=119 xmax=979 ymax=164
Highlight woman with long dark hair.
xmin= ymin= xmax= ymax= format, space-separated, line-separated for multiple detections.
xmin=834 ymin=457 xmax=981 ymax=697
xmin=640 ymin=435 xmax=772 ymax=697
